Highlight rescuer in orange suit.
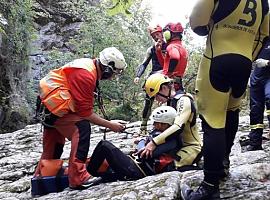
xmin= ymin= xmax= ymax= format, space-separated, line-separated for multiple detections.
xmin=34 ymin=47 xmax=127 ymax=190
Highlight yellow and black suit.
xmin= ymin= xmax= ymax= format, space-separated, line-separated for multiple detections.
xmin=190 ymin=0 xmax=269 ymax=185
xmin=153 ymin=93 xmax=202 ymax=169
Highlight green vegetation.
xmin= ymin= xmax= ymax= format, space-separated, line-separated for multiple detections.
xmin=106 ymin=0 xmax=133 ymax=16
xmin=182 ymin=26 xmax=205 ymax=93
xmin=36 ymin=0 xmax=209 ymax=122
xmin=0 ymin=0 xmax=250 ymax=133
xmin=0 ymin=0 xmax=33 ymax=133
xmin=39 ymin=0 xmax=152 ymax=121
xmin=0 ymin=0 xmax=33 ymax=76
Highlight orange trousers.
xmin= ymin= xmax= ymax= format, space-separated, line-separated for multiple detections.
xmin=34 ymin=113 xmax=91 ymax=187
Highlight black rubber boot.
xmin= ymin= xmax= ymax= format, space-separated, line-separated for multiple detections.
xmin=201 ymin=120 xmax=225 ymax=185
xmin=181 ymin=181 xmax=220 ymax=200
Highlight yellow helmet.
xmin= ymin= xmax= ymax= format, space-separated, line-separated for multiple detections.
xmin=144 ymin=74 xmax=172 ymax=98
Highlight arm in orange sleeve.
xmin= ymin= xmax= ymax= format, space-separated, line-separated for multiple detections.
xmin=67 ymin=68 xmax=125 ymax=133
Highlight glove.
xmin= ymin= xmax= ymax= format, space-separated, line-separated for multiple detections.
xmin=253 ymin=58 xmax=269 ymax=68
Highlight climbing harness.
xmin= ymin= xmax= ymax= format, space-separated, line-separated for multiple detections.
xmin=34 ymin=96 xmax=58 ymax=131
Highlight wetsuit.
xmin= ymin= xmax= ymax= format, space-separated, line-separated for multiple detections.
xmin=34 ymin=58 xmax=98 ymax=188
xmin=249 ymin=37 xmax=270 ymax=148
xmin=87 ymin=132 xmax=181 ymax=182
xmin=136 ymin=44 xmax=166 ymax=78
xmin=153 ymin=93 xmax=202 ymax=169
xmin=87 ymin=140 xmax=145 ymax=181
xmin=190 ymin=0 xmax=269 ymax=185
xmin=156 ymin=39 xmax=188 ymax=91
xmin=136 ymin=43 xmax=167 ymax=130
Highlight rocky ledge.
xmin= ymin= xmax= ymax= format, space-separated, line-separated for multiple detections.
xmin=0 ymin=116 xmax=269 ymax=200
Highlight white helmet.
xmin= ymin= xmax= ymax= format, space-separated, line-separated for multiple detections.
xmin=99 ymin=47 xmax=127 ymax=70
xmin=151 ymin=106 xmax=177 ymax=125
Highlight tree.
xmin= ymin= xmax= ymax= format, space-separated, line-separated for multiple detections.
xmin=39 ymin=0 xmax=152 ymax=121
xmin=181 ymin=22 xmax=205 ymax=93
xmin=106 ymin=0 xmax=133 ymax=16
xmin=0 ymin=0 xmax=33 ymax=133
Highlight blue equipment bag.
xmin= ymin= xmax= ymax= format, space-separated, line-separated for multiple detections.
xmin=31 ymin=169 xmax=69 ymax=196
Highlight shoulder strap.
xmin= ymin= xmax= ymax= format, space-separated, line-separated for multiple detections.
xmin=170 ymin=94 xmax=197 ymax=126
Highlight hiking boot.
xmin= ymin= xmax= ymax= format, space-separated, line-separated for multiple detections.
xmin=181 ymin=181 xmax=220 ymax=200
xmin=69 ymin=177 xmax=103 ymax=190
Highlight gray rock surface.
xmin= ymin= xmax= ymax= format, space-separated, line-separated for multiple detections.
xmin=0 ymin=117 xmax=269 ymax=199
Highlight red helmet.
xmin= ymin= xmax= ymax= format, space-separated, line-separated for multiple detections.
xmin=147 ymin=25 xmax=162 ymax=35
xmin=163 ymin=22 xmax=184 ymax=33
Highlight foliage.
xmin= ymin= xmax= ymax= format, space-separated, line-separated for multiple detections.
xmin=39 ymin=0 xmax=151 ymax=121
xmin=0 ymin=0 xmax=251 ymax=133
xmin=181 ymin=23 xmax=205 ymax=93
xmin=0 ymin=0 xmax=33 ymax=133
xmin=0 ymin=0 xmax=33 ymax=91
xmin=0 ymin=14 xmax=7 ymax=35
xmin=106 ymin=0 xmax=133 ymax=16
xmin=86 ymin=1 xmax=151 ymax=121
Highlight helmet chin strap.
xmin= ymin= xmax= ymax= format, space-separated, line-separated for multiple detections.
xmin=168 ymin=87 xmax=171 ymax=98
xmin=157 ymin=87 xmax=171 ymax=100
